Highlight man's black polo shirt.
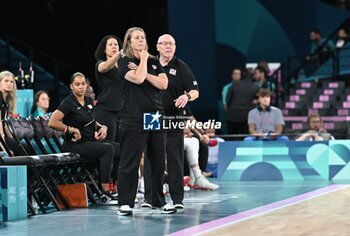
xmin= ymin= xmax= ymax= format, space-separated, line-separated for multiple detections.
xmin=160 ymin=56 xmax=199 ymax=116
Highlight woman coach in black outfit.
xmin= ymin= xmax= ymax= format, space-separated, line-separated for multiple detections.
xmin=48 ymin=72 xmax=120 ymax=205
xmin=94 ymin=35 xmax=123 ymax=143
xmin=117 ymin=27 xmax=176 ymax=216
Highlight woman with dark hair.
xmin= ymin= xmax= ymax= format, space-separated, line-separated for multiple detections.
xmin=31 ymin=90 xmax=50 ymax=117
xmin=94 ymin=35 xmax=123 ymax=143
xmin=117 ymin=27 xmax=176 ymax=216
xmin=48 ymin=72 xmax=120 ymax=205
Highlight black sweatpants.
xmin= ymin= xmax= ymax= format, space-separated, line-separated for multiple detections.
xmin=62 ymin=140 xmax=120 ymax=183
xmin=144 ymin=131 xmax=184 ymax=205
xmin=118 ymin=125 xmax=166 ymax=208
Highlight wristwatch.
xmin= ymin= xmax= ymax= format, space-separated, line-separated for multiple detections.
xmin=185 ymin=93 xmax=191 ymax=101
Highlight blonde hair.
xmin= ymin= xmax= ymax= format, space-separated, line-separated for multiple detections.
xmin=0 ymin=70 xmax=17 ymax=115
xmin=122 ymin=27 xmax=148 ymax=58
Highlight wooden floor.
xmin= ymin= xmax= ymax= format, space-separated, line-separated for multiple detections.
xmin=201 ymin=186 xmax=350 ymax=236
xmin=1 ymin=181 xmax=350 ymax=236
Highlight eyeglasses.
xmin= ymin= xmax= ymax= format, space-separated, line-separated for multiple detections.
xmin=157 ymin=41 xmax=176 ymax=46
xmin=310 ymin=120 xmax=321 ymax=123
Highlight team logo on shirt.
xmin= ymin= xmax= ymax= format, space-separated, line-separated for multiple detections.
xmin=143 ymin=111 xmax=162 ymax=130
xmin=152 ymin=64 xmax=158 ymax=70
xmin=169 ymin=68 xmax=177 ymax=76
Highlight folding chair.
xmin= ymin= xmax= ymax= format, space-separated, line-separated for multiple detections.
xmin=38 ymin=116 xmax=101 ymax=204
xmin=4 ymin=116 xmax=62 ymax=213
xmin=27 ymin=116 xmax=59 ymax=155
xmin=18 ymin=117 xmax=87 ymax=208
xmin=0 ymin=139 xmax=60 ymax=216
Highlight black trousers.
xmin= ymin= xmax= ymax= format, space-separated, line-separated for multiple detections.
xmin=144 ymin=131 xmax=184 ymax=205
xmin=62 ymin=140 xmax=120 ymax=183
xmin=118 ymin=125 xmax=166 ymax=208
xmin=94 ymin=107 xmax=120 ymax=143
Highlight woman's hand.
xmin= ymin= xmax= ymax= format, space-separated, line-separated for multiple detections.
xmin=128 ymin=62 xmax=138 ymax=70
xmin=95 ymin=126 xmax=107 ymax=141
xmin=70 ymin=127 xmax=81 ymax=142
xmin=201 ymin=134 xmax=210 ymax=144
xmin=139 ymin=50 xmax=149 ymax=61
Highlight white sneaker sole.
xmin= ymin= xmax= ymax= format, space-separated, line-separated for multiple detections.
xmin=174 ymin=204 xmax=185 ymax=209
xmin=152 ymin=208 xmax=177 ymax=214
xmin=117 ymin=210 xmax=132 ymax=216
xmin=99 ymin=200 xmax=119 ymax=205
xmin=141 ymin=203 xmax=152 ymax=208
xmin=194 ymin=185 xmax=219 ymax=191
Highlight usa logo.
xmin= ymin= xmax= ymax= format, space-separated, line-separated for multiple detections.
xmin=169 ymin=68 xmax=177 ymax=76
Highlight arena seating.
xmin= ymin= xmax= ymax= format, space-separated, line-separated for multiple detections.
xmin=283 ymin=80 xmax=349 ymax=139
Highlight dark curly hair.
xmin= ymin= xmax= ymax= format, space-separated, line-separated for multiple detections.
xmin=94 ymin=35 xmax=122 ymax=61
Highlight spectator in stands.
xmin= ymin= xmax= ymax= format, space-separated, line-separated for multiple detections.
xmin=295 ymin=114 xmax=334 ymax=141
xmin=0 ymin=70 xmax=28 ymax=156
xmin=253 ymin=65 xmax=275 ymax=92
xmin=226 ymin=70 xmax=258 ymax=137
xmin=94 ymin=35 xmax=123 ymax=143
xmin=258 ymin=60 xmax=271 ymax=76
xmin=221 ymin=67 xmax=241 ymax=108
xmin=306 ymin=28 xmax=335 ymax=67
xmin=245 ymin=89 xmax=288 ymax=141
xmin=183 ymin=128 xmax=219 ymax=190
xmin=309 ymin=28 xmax=335 ymax=55
xmin=336 ymin=28 xmax=350 ymax=48
xmin=48 ymin=72 xmax=120 ymax=205
xmin=31 ymin=90 xmax=50 ymax=117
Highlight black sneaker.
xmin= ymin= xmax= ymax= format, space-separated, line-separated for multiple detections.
xmin=141 ymin=200 xmax=152 ymax=208
xmin=100 ymin=192 xmax=118 ymax=205
xmin=118 ymin=205 xmax=133 ymax=216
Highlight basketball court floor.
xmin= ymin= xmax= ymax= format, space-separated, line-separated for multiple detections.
xmin=1 ymin=180 xmax=349 ymax=236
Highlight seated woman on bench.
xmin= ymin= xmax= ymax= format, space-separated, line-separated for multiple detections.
xmin=48 ymin=72 xmax=120 ymax=205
